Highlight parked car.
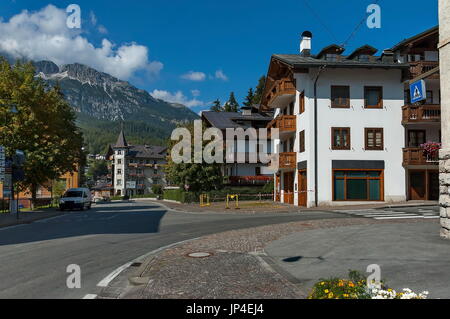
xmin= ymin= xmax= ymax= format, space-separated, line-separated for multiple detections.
xmin=59 ymin=188 xmax=92 ymax=211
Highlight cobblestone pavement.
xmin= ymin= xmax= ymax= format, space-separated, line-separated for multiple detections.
xmin=114 ymin=217 xmax=433 ymax=299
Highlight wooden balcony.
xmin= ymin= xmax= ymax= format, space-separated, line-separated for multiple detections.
xmin=403 ymin=148 xmax=439 ymax=166
xmin=402 ymin=104 xmax=441 ymax=124
xmin=409 ymin=61 xmax=439 ymax=79
xmin=267 ymin=115 xmax=296 ymax=134
xmin=279 ymin=152 xmax=296 ymax=169
xmin=266 ymin=78 xmax=296 ymax=108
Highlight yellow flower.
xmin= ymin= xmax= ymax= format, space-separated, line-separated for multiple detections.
xmin=328 ymin=292 xmax=334 ymax=298
xmin=324 ymin=289 xmax=329 ymax=293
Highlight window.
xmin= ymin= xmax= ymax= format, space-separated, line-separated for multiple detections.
xmin=358 ymin=55 xmax=370 ymax=62
xmin=154 ymin=169 xmax=158 ymax=175
xmin=408 ymin=130 xmax=426 ymax=147
xmin=331 ymin=86 xmax=350 ymax=108
xmin=364 ymin=86 xmax=383 ymax=108
xmin=117 ymin=150 xmax=122 ymax=155
xmin=426 ymin=90 xmax=433 ymax=104
xmin=299 ymin=91 xmax=305 ymax=114
xmin=288 ymin=102 xmax=294 ymax=115
xmin=117 ymin=159 xmax=122 ymax=165
xmin=117 ymin=179 xmax=122 ymax=186
xmin=404 ymin=90 xmax=411 ymax=104
xmin=325 ymin=54 xmax=338 ymax=61
xmin=299 ymin=131 xmax=305 ymax=153
xmin=365 ymin=128 xmax=384 ymax=151
xmin=117 ymin=169 xmax=122 ymax=175
xmin=331 ymin=128 xmax=351 ymax=150
xmin=333 ymin=170 xmax=383 ymax=201
xmin=255 ymin=167 xmax=261 ymax=176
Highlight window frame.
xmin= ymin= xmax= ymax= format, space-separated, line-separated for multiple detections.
xmin=332 ymin=169 xmax=384 ymax=202
xmin=331 ymin=127 xmax=351 ymax=150
xmin=331 ymin=85 xmax=350 ymax=108
xmin=299 ymin=91 xmax=305 ymax=114
xmin=299 ymin=130 xmax=305 ymax=153
xmin=364 ymin=86 xmax=383 ymax=109
xmin=365 ymin=128 xmax=384 ymax=151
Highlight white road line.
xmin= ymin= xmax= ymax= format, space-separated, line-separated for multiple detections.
xmin=424 ymin=216 xmax=440 ymax=219
xmin=374 ymin=216 xmax=425 ymax=220
xmin=97 ymin=262 xmax=133 ymax=288
xmin=83 ymin=294 xmax=98 ymax=299
xmin=353 ymin=213 xmax=421 ymax=217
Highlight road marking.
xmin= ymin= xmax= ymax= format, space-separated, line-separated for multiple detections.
xmin=374 ymin=216 xmax=425 ymax=220
xmin=97 ymin=262 xmax=133 ymax=287
xmin=83 ymin=294 xmax=98 ymax=299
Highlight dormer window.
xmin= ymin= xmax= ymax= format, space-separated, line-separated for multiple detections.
xmin=326 ymin=54 xmax=338 ymax=61
xmin=358 ymin=55 xmax=370 ymax=62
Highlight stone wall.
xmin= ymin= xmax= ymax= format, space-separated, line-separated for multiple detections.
xmin=439 ymin=0 xmax=450 ymax=238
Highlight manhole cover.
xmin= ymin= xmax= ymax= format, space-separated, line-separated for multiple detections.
xmin=187 ymin=252 xmax=212 ymax=258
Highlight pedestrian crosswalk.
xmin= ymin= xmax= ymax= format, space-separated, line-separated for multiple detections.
xmin=334 ymin=207 xmax=440 ymax=220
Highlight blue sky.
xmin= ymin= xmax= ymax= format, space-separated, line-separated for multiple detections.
xmin=0 ymin=0 xmax=438 ymax=114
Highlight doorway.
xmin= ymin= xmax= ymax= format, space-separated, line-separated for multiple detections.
xmin=283 ymin=172 xmax=294 ymax=204
xmin=298 ymin=170 xmax=307 ymax=207
xmin=409 ymin=170 xmax=439 ymax=200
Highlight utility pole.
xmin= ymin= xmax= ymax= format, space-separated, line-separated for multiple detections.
xmin=439 ymin=0 xmax=450 ymax=238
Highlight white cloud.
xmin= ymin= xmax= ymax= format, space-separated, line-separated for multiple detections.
xmin=215 ymin=69 xmax=228 ymax=81
xmin=97 ymin=25 xmax=108 ymax=34
xmin=0 ymin=5 xmax=162 ymax=80
xmin=191 ymin=89 xmax=201 ymax=97
xmin=181 ymin=71 xmax=206 ymax=81
xmin=151 ymin=89 xmax=204 ymax=108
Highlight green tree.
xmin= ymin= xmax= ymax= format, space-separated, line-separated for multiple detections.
xmin=252 ymin=76 xmax=266 ymax=105
xmin=165 ymin=122 xmax=223 ymax=193
xmin=86 ymin=159 xmax=108 ymax=181
xmin=210 ymin=99 xmax=223 ymax=112
xmin=243 ymin=88 xmax=255 ymax=108
xmin=223 ymin=92 xmax=239 ymax=112
xmin=0 ymin=58 xmax=85 ymax=206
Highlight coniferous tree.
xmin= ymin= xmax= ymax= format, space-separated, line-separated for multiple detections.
xmin=252 ymin=76 xmax=266 ymax=105
xmin=243 ymin=88 xmax=255 ymax=108
xmin=210 ymin=99 xmax=223 ymax=112
xmin=224 ymin=92 xmax=239 ymax=112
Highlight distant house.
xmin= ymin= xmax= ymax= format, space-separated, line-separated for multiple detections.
xmin=106 ymin=130 xmax=167 ymax=196
xmin=201 ymin=106 xmax=274 ymax=186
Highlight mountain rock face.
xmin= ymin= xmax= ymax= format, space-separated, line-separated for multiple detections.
xmin=26 ymin=60 xmax=199 ymax=153
xmin=34 ymin=61 xmax=198 ymax=124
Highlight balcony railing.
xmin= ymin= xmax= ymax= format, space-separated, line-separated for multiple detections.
xmin=402 ymin=104 xmax=441 ymax=124
xmin=267 ymin=115 xmax=296 ymax=133
xmin=279 ymin=152 xmax=297 ymax=169
xmin=409 ymin=61 xmax=439 ymax=79
xmin=266 ymin=78 xmax=296 ymax=107
xmin=403 ymin=147 xmax=439 ymax=166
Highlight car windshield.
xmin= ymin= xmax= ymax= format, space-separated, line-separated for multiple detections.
xmin=64 ymin=191 xmax=83 ymax=198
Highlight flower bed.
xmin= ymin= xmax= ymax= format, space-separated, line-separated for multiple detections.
xmin=308 ymin=271 xmax=429 ymax=299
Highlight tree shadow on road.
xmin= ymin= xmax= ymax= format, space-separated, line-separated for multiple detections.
xmin=0 ymin=203 xmax=167 ymax=246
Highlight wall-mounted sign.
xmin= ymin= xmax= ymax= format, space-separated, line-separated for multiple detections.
xmin=410 ymin=80 xmax=427 ymax=104
xmin=126 ymin=181 xmax=136 ymax=189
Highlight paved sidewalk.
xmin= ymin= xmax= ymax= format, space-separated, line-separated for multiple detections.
xmin=108 ymin=217 xmax=428 ymax=299
xmin=147 ymin=199 xmax=437 ymax=215
xmin=265 ymin=219 xmax=449 ymax=299
xmin=0 ymin=209 xmax=63 ymax=228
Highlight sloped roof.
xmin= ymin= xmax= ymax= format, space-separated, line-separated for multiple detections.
xmin=114 ymin=130 xmax=128 ymax=148
xmin=391 ymin=26 xmax=439 ymax=51
xmin=128 ymin=145 xmax=167 ymax=159
xmin=272 ymin=54 xmax=409 ymax=69
xmin=202 ymin=111 xmax=272 ymax=130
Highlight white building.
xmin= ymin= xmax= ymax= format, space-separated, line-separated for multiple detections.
xmin=106 ymin=131 xmax=167 ymax=197
xmin=262 ymin=31 xmax=409 ymax=207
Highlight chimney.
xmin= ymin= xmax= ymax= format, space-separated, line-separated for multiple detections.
xmin=300 ymin=31 xmax=313 ymax=56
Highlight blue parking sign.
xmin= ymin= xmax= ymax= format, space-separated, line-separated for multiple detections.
xmin=410 ymin=80 xmax=427 ymax=103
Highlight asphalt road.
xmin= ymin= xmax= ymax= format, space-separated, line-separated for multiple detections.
xmin=0 ymin=200 xmax=342 ymax=299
